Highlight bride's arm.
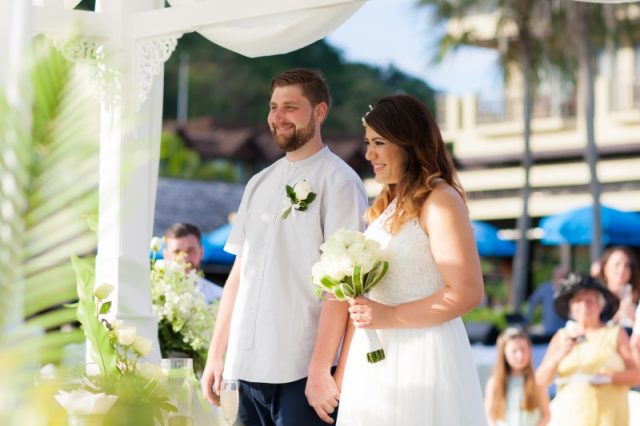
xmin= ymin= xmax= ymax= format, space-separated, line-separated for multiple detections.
xmin=349 ymin=184 xmax=483 ymax=329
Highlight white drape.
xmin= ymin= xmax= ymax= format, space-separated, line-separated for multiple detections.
xmin=168 ymin=0 xmax=366 ymax=57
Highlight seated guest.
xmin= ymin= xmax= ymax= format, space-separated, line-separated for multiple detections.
xmin=536 ymin=275 xmax=640 ymax=426
xmin=163 ymin=222 xmax=223 ymax=303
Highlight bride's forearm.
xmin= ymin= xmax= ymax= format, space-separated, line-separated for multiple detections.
xmin=389 ymin=284 xmax=482 ymax=328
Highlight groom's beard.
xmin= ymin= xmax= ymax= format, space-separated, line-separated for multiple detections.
xmin=272 ymin=116 xmax=315 ymax=152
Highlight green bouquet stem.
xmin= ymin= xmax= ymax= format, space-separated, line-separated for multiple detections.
xmin=364 ymin=329 xmax=385 ymax=363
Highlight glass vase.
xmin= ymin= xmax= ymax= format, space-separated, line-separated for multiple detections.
xmin=161 ymin=358 xmax=194 ymax=426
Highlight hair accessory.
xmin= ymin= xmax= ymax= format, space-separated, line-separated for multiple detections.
xmin=361 ymin=104 xmax=374 ymax=127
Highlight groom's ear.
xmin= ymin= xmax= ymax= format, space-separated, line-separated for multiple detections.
xmin=314 ymin=102 xmax=329 ymax=124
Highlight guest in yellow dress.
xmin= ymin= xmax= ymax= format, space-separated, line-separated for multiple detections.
xmin=536 ymin=274 xmax=640 ymax=426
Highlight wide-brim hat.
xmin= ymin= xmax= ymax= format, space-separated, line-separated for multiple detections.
xmin=554 ymin=274 xmax=620 ymax=321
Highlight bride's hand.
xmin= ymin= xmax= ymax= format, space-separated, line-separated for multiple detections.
xmin=348 ymin=296 xmax=395 ymax=329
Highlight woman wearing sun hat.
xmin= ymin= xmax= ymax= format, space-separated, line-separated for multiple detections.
xmin=536 ymin=274 xmax=640 ymax=425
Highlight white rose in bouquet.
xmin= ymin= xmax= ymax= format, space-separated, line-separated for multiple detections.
xmin=311 ymin=228 xmax=389 ymax=363
xmin=331 ymin=228 xmax=363 ymax=248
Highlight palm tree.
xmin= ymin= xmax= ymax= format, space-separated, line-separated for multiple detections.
xmin=0 ymin=37 xmax=99 ymax=423
xmin=415 ymin=0 xmax=551 ymax=309
xmin=547 ymin=1 xmax=635 ymax=263
xmin=565 ymin=1 xmax=602 ymax=263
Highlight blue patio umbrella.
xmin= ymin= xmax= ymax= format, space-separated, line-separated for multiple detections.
xmin=202 ymin=223 xmax=236 ymax=264
xmin=472 ymin=221 xmax=516 ymax=257
xmin=540 ymin=205 xmax=640 ymax=246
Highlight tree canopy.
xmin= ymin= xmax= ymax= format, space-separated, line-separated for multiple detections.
xmin=163 ymin=33 xmax=436 ymax=135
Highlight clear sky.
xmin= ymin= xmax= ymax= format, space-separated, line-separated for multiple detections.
xmin=326 ymin=0 xmax=503 ymax=95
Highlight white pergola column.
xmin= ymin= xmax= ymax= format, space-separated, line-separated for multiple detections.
xmin=93 ymin=0 xmax=172 ymax=362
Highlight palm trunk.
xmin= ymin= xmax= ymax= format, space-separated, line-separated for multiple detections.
xmin=575 ymin=3 xmax=603 ymax=263
xmin=510 ymin=26 xmax=534 ymax=310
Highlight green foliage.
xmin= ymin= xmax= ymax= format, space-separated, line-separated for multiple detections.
xmin=480 ymin=259 xmax=509 ymax=306
xmin=157 ymin=318 xmax=207 ymax=373
xmin=163 ymin=35 xmax=436 ymax=135
xmin=463 ymin=307 xmax=508 ymax=331
xmin=159 ymin=131 xmax=239 ymax=182
xmin=0 ymin=36 xmax=99 ymax=424
xmin=98 ymin=373 xmax=174 ymax=426
xmin=194 ymin=160 xmax=238 ymax=182
xmin=72 ymin=257 xmax=118 ymax=377
xmin=159 ymin=131 xmax=201 ymax=178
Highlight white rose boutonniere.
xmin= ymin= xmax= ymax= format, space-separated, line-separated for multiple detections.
xmin=282 ymin=180 xmax=317 ymax=219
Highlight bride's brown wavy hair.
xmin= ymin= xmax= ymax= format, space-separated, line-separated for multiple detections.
xmin=363 ymin=95 xmax=465 ymax=234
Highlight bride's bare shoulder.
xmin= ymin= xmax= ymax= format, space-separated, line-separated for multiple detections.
xmin=418 ymin=182 xmax=468 ymax=232
xmin=421 ymin=182 xmax=465 ymax=212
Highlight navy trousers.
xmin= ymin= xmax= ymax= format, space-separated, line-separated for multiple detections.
xmin=237 ymin=376 xmax=337 ymax=426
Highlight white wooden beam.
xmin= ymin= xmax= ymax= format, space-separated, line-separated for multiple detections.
xmin=32 ymin=7 xmax=111 ymax=39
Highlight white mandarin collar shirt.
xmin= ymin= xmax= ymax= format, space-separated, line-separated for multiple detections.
xmin=224 ymin=146 xmax=367 ymax=383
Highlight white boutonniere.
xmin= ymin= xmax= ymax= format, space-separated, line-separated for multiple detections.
xmin=282 ymin=180 xmax=317 ymax=219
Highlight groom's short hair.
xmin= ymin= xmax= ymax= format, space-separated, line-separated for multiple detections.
xmin=271 ymin=68 xmax=331 ymax=109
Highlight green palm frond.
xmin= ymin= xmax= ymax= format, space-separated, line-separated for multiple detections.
xmin=0 ymin=36 xmax=100 ymax=424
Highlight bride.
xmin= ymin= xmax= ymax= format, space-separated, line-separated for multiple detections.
xmin=335 ymin=95 xmax=487 ymax=425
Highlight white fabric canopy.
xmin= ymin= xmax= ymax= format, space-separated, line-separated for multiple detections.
xmin=168 ymin=0 xmax=366 ymax=57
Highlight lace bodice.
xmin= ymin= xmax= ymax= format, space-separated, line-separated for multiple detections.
xmin=365 ymin=200 xmax=443 ymax=305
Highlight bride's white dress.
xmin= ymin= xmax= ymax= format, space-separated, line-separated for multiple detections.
xmin=337 ymin=201 xmax=487 ymax=426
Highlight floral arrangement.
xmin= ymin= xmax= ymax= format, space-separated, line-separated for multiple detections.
xmin=149 ymin=242 xmax=218 ymax=373
xmin=281 ymin=180 xmax=316 ymax=219
xmin=64 ymin=256 xmax=174 ymax=425
xmin=311 ymin=229 xmax=389 ymax=363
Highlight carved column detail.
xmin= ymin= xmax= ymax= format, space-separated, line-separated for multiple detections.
xmin=137 ymin=34 xmax=182 ymax=105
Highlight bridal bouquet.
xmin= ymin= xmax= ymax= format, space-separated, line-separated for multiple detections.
xmin=149 ymin=247 xmax=218 ymax=373
xmin=311 ymin=229 xmax=389 ymax=363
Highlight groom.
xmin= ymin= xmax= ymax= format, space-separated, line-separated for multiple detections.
xmin=201 ymin=68 xmax=367 ymax=425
